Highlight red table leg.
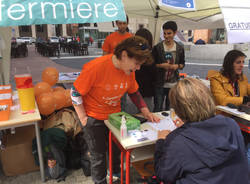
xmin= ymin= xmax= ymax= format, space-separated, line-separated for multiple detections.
xmin=238 ymin=122 xmax=250 ymax=133
xmin=121 ymin=151 xmax=124 ymax=184
xmin=109 ymin=130 xmax=133 ymax=184
xmin=126 ymin=150 xmax=131 ymax=184
xmin=109 ymin=131 xmax=113 ymax=184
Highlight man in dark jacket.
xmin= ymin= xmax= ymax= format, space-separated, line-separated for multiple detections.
xmin=154 ymin=78 xmax=248 ymax=184
xmin=152 ymin=21 xmax=185 ymax=112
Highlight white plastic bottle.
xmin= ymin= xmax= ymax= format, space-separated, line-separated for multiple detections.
xmin=120 ymin=115 xmax=127 ymax=139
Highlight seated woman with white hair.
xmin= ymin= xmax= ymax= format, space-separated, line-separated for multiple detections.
xmin=154 ymin=78 xmax=248 ymax=184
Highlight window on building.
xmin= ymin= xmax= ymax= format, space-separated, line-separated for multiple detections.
xmin=216 ymin=29 xmax=225 ymax=41
xmin=79 ymin=23 xmax=90 ymax=27
xmin=84 ymin=23 xmax=90 ymax=27
xmin=20 ymin=26 xmax=30 ymax=32
xmin=36 ymin=25 xmax=44 ymax=32
xmin=94 ymin=23 xmax=97 ymax=27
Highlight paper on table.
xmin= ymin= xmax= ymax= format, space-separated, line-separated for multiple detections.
xmin=145 ymin=117 xmax=177 ymax=131
xmin=217 ymin=105 xmax=245 ymax=115
xmin=128 ymin=117 xmax=177 ymax=142
xmin=128 ymin=129 xmax=157 ymax=141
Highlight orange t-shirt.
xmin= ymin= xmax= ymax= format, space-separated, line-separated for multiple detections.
xmin=74 ymin=54 xmax=139 ymax=120
xmin=102 ymin=31 xmax=133 ymax=54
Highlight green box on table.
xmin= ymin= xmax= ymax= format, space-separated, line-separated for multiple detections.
xmin=108 ymin=112 xmax=140 ymax=130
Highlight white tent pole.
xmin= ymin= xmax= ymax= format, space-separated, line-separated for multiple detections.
xmin=148 ymin=18 xmax=155 ymax=41
xmin=154 ymin=20 xmax=162 ymax=45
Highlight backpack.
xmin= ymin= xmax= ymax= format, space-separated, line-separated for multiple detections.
xmin=45 ymin=144 xmax=67 ymax=182
xmin=65 ymin=132 xmax=91 ymax=176
xmin=43 ymin=108 xmax=82 ymax=137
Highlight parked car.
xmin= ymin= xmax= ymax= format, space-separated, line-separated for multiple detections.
xmin=16 ymin=37 xmax=35 ymax=44
xmin=16 ymin=37 xmax=24 ymax=43
xmin=30 ymin=37 xmax=36 ymax=43
xmin=66 ymin=37 xmax=73 ymax=43
xmin=49 ymin=36 xmax=59 ymax=43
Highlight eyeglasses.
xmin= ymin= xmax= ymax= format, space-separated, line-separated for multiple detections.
xmin=138 ymin=43 xmax=148 ymax=50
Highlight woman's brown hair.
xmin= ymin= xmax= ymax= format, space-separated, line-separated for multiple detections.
xmin=135 ymin=28 xmax=153 ymax=49
xmin=114 ymin=36 xmax=153 ymax=65
xmin=221 ymin=49 xmax=246 ymax=82
xmin=169 ymin=78 xmax=216 ymax=123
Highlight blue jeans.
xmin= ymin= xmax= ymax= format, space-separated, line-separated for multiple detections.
xmin=153 ymin=87 xmax=170 ymax=112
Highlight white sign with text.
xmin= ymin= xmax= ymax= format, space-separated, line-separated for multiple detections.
xmin=219 ymin=0 xmax=250 ymax=43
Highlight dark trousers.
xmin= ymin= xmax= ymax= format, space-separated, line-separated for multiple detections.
xmin=153 ymin=87 xmax=170 ymax=112
xmin=83 ymin=117 xmax=121 ymax=184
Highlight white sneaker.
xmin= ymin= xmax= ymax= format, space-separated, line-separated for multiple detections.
xmin=106 ymin=172 xmax=119 ymax=182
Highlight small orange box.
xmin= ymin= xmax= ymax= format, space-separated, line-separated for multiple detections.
xmin=179 ymin=73 xmax=187 ymax=78
xmin=0 ymin=93 xmax=13 ymax=106
xmin=0 ymin=85 xmax=12 ymax=94
xmin=0 ymin=103 xmax=10 ymax=121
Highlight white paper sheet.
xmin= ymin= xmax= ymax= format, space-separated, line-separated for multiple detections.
xmin=217 ymin=105 xmax=245 ymax=115
xmin=145 ymin=117 xmax=177 ymax=131
xmin=128 ymin=129 xmax=158 ymax=142
xmin=128 ymin=116 xmax=177 ymax=142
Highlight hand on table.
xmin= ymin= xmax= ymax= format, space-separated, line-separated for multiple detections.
xmin=145 ymin=112 xmax=161 ymax=122
xmin=158 ymin=130 xmax=171 ymax=139
xmin=141 ymin=108 xmax=160 ymax=122
xmin=173 ymin=117 xmax=184 ymax=128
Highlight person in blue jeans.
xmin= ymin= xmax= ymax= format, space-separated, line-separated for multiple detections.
xmin=152 ymin=21 xmax=185 ymax=112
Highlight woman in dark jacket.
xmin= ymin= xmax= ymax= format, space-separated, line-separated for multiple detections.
xmin=135 ymin=28 xmax=155 ymax=111
xmin=154 ymin=78 xmax=248 ymax=184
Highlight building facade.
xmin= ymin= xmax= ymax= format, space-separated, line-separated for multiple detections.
xmin=11 ymin=18 xmax=149 ymax=42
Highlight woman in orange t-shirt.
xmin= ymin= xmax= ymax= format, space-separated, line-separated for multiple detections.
xmin=71 ymin=36 xmax=160 ymax=184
